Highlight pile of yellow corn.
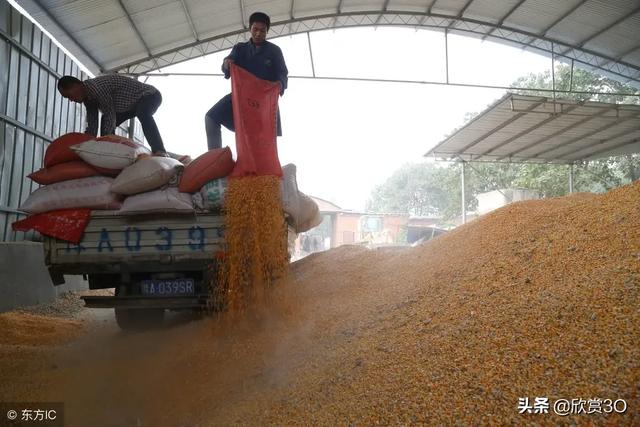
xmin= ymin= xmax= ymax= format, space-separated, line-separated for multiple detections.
xmin=0 ymin=312 xmax=83 ymax=346
xmin=1 ymin=181 xmax=637 ymax=426
xmin=202 ymin=180 xmax=639 ymax=424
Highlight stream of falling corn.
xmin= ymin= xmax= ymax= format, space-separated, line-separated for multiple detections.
xmin=210 ymin=175 xmax=289 ymax=314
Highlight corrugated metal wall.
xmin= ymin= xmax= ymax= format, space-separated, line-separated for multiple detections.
xmin=0 ymin=2 xmax=142 ymax=242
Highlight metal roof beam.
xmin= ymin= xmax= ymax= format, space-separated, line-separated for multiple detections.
xmin=180 ymin=0 xmax=199 ymax=42
xmin=557 ymin=6 xmax=640 ymax=57
xmin=477 ymin=104 xmax=582 ymax=157
xmin=457 ymin=0 xmax=474 ymax=17
xmin=108 ymin=11 xmax=640 ymax=81
xmin=577 ymin=6 xmax=640 ymax=49
xmin=330 ymin=0 xmax=344 ymax=28
xmin=31 ymin=0 xmax=103 ymax=72
xmin=179 ymin=0 xmax=205 ymax=56
xmin=541 ymin=0 xmax=588 ymax=37
xmin=131 ymin=71 xmax=639 ymax=98
xmin=559 ymin=123 xmax=640 ymax=159
xmin=481 ymin=0 xmax=527 ymax=41
xmin=432 ymin=151 xmax=565 ymax=163
xmin=239 ymin=0 xmax=247 ymax=29
xmin=597 ymin=42 xmax=640 ymax=71
xmin=307 ymin=32 xmax=316 ymax=77
xmin=374 ymin=0 xmax=391 ymax=25
xmin=530 ymin=114 xmax=638 ymax=158
xmin=454 ymin=97 xmax=547 ymax=154
xmin=116 ymin=0 xmax=161 ymax=71
xmin=417 ymin=0 xmax=438 ymax=28
xmin=428 ymin=0 xmax=438 ymax=14
xmin=567 ymin=135 xmax=640 ymax=161
xmin=446 ymin=0 xmax=474 ymax=29
xmin=519 ymin=0 xmax=588 ymax=50
xmin=615 ymin=44 xmax=640 ymax=62
xmin=496 ymin=107 xmax=617 ymax=160
xmin=180 ymin=0 xmax=206 ymax=56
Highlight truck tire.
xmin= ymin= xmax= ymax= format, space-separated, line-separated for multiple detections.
xmin=114 ymin=308 xmax=164 ymax=331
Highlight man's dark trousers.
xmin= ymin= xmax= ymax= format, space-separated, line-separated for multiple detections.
xmin=115 ymin=91 xmax=166 ymax=153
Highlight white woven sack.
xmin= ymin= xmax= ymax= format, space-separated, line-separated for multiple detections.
xmin=281 ymin=163 xmax=301 ymax=221
xmin=296 ymin=192 xmax=321 ymax=233
xmin=71 ymin=139 xmax=150 ymax=169
xmin=20 ymin=176 xmax=120 ymax=214
xmin=111 ymin=157 xmax=183 ymax=195
xmin=119 ymin=187 xmax=194 ymax=215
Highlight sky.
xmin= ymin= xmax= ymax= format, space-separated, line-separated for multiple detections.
xmin=145 ymin=27 xmax=552 ymax=210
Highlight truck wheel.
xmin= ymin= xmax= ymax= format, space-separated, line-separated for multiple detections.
xmin=114 ymin=308 xmax=165 ymax=331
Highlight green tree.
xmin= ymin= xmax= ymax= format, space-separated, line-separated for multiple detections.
xmin=366 ymin=163 xmax=460 ymax=217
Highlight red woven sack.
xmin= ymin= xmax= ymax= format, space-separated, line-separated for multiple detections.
xmin=44 ymin=133 xmax=94 ymax=167
xmin=229 ymin=64 xmax=283 ymax=178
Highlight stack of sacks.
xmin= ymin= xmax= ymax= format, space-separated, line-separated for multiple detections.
xmin=16 ymin=133 xmax=153 ymax=242
xmin=22 ymin=133 xmax=198 ymax=215
xmin=112 ymin=146 xmax=234 ymax=215
xmin=16 ymin=132 xmax=203 ymax=243
xmin=178 ymin=147 xmax=235 ymax=212
xmin=20 ymin=133 xmax=132 ymax=214
xmin=24 ymin=136 xmax=320 ymax=226
xmin=111 ymin=156 xmax=190 ymax=215
xmin=75 ymin=135 xmax=199 ymax=215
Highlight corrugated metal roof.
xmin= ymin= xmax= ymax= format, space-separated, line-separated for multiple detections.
xmin=14 ymin=0 xmax=640 ymax=86
xmin=425 ymin=93 xmax=640 ymax=163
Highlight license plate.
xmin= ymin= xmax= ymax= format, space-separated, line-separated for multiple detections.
xmin=140 ymin=278 xmax=195 ymax=296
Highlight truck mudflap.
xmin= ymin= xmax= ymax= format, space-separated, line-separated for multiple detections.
xmin=82 ymin=294 xmax=209 ymax=310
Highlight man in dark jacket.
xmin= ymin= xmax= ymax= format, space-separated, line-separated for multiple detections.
xmin=57 ymin=74 xmax=168 ymax=155
xmin=205 ymin=12 xmax=289 ymax=150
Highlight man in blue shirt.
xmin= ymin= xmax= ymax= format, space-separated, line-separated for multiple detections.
xmin=205 ymin=12 xmax=289 ymax=150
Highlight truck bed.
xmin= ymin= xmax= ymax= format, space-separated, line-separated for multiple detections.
xmin=44 ymin=210 xmax=225 ymax=279
xmin=43 ymin=210 xmax=294 ymax=318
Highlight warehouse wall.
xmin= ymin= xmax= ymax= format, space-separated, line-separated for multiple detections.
xmin=0 ymin=3 xmax=148 ymax=311
xmin=0 ymin=241 xmax=88 ymax=312
xmin=0 ymin=2 xmax=142 ymax=242
xmin=0 ymin=2 xmax=87 ymax=241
